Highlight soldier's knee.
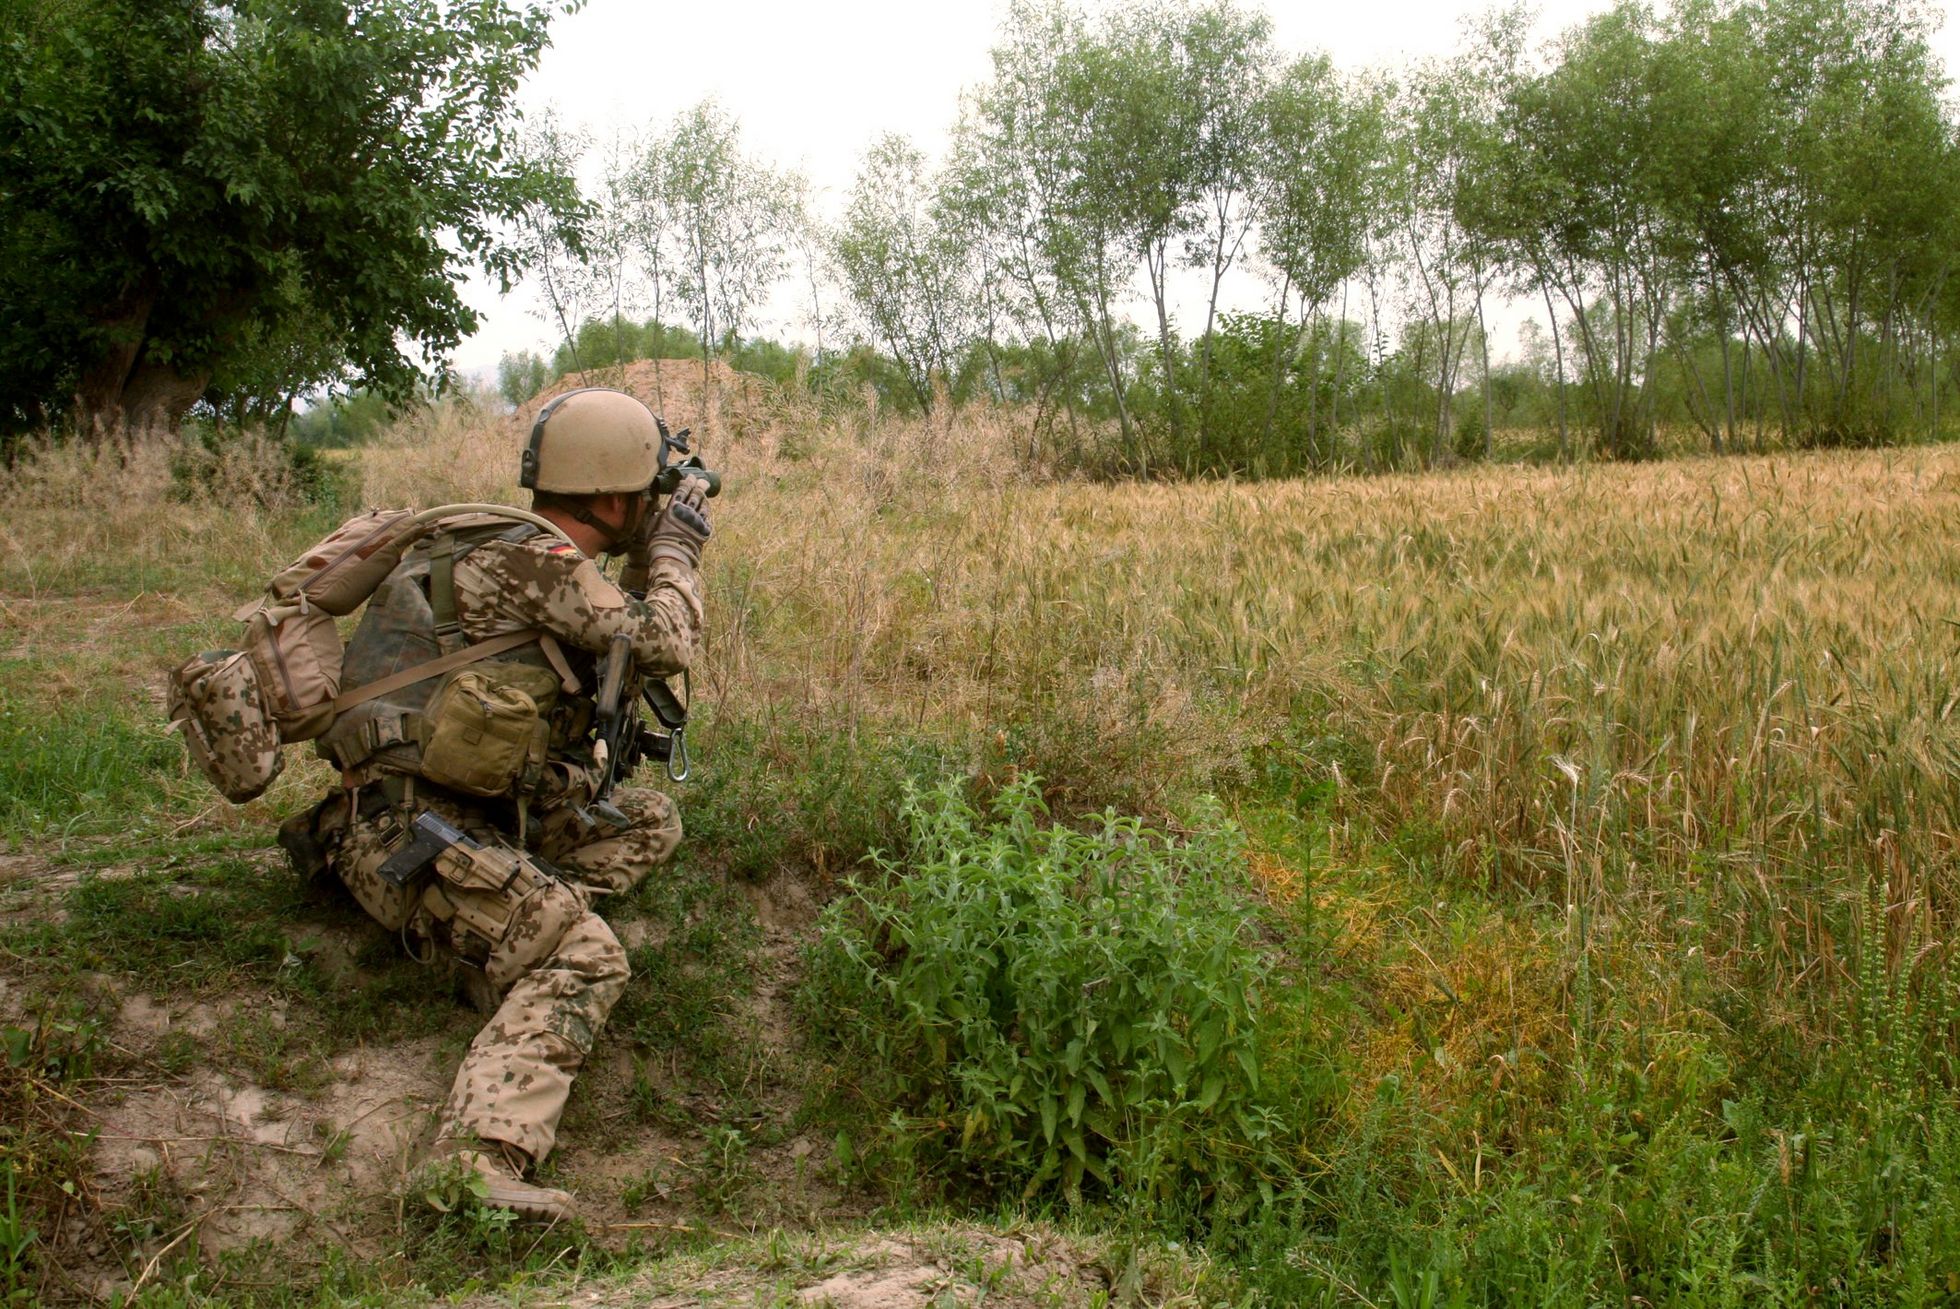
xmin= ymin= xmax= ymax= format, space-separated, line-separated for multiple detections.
xmin=563 ymin=912 xmax=629 ymax=988
xmin=618 ymin=787 xmax=680 ymax=841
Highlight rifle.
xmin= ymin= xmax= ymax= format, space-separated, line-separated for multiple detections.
xmin=583 ymin=633 xmax=693 ymax=832
xmin=585 ymin=633 xmax=636 ymax=830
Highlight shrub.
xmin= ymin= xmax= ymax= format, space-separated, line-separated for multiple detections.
xmin=801 ymin=776 xmax=1287 ymax=1210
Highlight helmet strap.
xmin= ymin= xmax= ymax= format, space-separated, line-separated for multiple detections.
xmin=566 ymin=500 xmax=629 ymax=555
xmin=564 ymin=490 xmax=653 ymax=555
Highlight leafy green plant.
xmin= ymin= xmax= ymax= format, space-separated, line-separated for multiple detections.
xmin=802 ymin=776 xmax=1287 ymax=1209
xmin=0 ymin=1166 xmax=36 ymax=1308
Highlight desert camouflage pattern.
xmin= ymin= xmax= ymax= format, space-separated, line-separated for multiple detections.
xmin=453 ymin=534 xmax=702 ymax=675
xmin=308 ymin=529 xmax=701 ymax=1169
xmin=168 ymin=648 xmax=285 ymax=802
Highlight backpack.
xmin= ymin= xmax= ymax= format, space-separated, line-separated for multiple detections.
xmin=167 ymin=504 xmax=573 ymax=803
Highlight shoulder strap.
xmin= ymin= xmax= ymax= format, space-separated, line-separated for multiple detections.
xmin=426 ymin=522 xmax=545 ymax=655
xmin=428 ymin=532 xmax=462 ymax=653
xmin=332 ymin=629 xmax=545 ymax=714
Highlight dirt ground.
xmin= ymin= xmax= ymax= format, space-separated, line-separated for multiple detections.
xmin=452 ymin=1226 xmax=1141 ymax=1308
xmin=2 ymin=828 xmax=1182 ymax=1307
xmin=0 ymin=845 xmax=877 ymax=1303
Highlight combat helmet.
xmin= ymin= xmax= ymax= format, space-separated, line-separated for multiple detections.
xmin=520 ymin=388 xmax=661 ymax=495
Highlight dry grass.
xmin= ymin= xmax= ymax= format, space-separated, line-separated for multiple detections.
xmin=9 ymin=392 xmax=1955 ymax=1052
xmin=0 ymin=428 xmax=312 ymax=601
xmin=6 ymin=390 xmax=1959 ymax=1299
xmin=350 ymin=396 xmax=1960 ymax=906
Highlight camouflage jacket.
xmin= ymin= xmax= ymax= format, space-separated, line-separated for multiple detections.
xmin=315 ymin=521 xmax=703 ymax=796
xmin=451 ymin=534 xmax=703 ymax=676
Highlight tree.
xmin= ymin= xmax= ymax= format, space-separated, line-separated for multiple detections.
xmin=1256 ymin=55 xmax=1387 ymax=465
xmin=579 ymin=126 xmax=646 ymax=377
xmin=1389 ymin=59 xmax=1488 ymax=464
xmin=655 ymin=100 xmax=793 ymax=417
xmin=1175 ymin=0 xmax=1274 ymax=455
xmin=948 ymin=0 xmax=1098 ymax=450
xmin=829 ymin=135 xmax=975 ymax=413
xmin=511 ymin=112 xmax=595 ymax=377
xmin=0 ymin=0 xmax=583 ymax=437
xmin=498 ymin=351 xmax=552 ymax=409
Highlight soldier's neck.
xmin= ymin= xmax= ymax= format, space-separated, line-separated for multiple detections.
xmin=538 ymin=507 xmax=610 ymax=559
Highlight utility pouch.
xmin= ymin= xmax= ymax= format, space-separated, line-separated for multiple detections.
xmin=419 ymin=667 xmax=551 ymax=797
xmin=168 ymin=649 xmax=283 ymax=803
xmin=243 ymin=602 xmax=343 ymax=742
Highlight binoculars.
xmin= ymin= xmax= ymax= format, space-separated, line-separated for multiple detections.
xmin=653 ymin=419 xmax=721 ymax=499
xmin=654 ymin=456 xmax=721 ymax=499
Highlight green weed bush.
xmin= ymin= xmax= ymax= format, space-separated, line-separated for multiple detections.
xmin=802 ymin=777 xmax=1287 ymax=1208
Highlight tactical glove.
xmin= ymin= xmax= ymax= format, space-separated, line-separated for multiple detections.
xmin=645 ymin=474 xmax=711 ymax=572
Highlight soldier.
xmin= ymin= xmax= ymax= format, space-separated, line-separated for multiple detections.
xmin=282 ymin=388 xmax=710 ymax=1221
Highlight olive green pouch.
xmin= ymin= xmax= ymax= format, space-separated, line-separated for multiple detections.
xmin=419 ymin=665 xmax=557 ymax=797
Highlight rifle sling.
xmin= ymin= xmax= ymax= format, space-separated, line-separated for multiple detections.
xmin=333 ymin=629 xmax=547 ymax=714
xmin=644 ymin=671 xmax=688 ymax=730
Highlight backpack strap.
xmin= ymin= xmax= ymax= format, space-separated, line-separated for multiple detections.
xmin=428 ymin=532 xmax=463 ymax=654
xmin=427 ymin=521 xmax=544 ymax=656
xmin=537 ymin=633 xmax=581 ymax=694
xmin=332 ymin=629 xmax=547 ymax=714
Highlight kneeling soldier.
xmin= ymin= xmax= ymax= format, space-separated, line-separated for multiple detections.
xmin=287 ymin=389 xmax=710 ymax=1220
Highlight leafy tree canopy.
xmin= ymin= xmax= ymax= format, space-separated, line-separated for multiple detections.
xmin=0 ymin=0 xmax=583 ymax=436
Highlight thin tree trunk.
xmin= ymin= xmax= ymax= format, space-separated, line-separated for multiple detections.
xmin=1475 ymin=281 xmax=1492 ymax=460
xmin=1920 ymin=325 xmax=1936 ymax=436
xmin=1196 ymin=193 xmax=1254 ymax=460
xmin=1082 ymin=270 xmax=1136 ymax=467
xmin=1330 ymin=281 xmax=1351 ymax=446
xmin=1717 ymin=269 xmax=1734 ymax=455
xmin=1303 ymin=308 xmax=1322 ymax=468
xmin=1260 ymin=275 xmax=1293 ymax=452
xmin=1368 ymin=269 xmax=1392 ymax=471
xmin=1146 ymin=241 xmax=1182 ymax=448
xmin=1541 ymin=277 xmax=1568 ymax=462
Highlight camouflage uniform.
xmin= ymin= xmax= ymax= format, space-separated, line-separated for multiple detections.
xmin=308 ymin=529 xmax=702 ymax=1166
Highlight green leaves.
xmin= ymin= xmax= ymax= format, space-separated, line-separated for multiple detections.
xmin=801 ymin=775 xmax=1287 ymax=1208
xmin=1 ymin=0 xmax=577 ymax=433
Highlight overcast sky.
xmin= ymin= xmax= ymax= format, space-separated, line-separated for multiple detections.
xmin=450 ymin=0 xmax=1960 ymax=379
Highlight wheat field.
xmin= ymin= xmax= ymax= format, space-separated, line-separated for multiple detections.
xmin=331 ymin=392 xmax=1960 ymax=1047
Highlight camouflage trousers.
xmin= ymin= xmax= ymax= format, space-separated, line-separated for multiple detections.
xmin=317 ymin=784 xmax=681 ymax=1165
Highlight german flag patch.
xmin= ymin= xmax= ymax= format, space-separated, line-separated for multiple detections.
xmin=545 ymin=541 xmax=579 ymax=557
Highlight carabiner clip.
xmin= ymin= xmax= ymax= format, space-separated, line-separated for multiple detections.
xmin=666 ymin=724 xmax=691 ymax=783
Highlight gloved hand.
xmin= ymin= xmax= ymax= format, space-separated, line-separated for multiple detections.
xmin=645 ymin=474 xmax=711 ymax=571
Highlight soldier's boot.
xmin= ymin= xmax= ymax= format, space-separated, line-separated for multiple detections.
xmin=446 ymin=1147 xmax=576 ymax=1223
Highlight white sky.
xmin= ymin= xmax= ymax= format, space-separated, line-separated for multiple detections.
xmin=450 ymin=0 xmax=1960 ymax=379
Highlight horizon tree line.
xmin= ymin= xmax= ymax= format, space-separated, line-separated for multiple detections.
xmin=500 ymin=0 xmax=1960 ymax=477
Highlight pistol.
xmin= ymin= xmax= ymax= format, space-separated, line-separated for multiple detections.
xmin=376 ymin=810 xmax=478 ymax=887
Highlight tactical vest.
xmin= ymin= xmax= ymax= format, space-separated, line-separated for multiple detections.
xmin=317 ymin=520 xmax=595 ymax=792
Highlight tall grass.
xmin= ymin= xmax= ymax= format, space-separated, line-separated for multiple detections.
xmin=296 ymin=393 xmax=1960 ymax=1005
xmin=324 ymin=391 xmax=1960 ymax=1065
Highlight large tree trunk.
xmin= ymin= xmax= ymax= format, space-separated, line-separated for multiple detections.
xmin=71 ymin=286 xmax=159 ymax=433
xmin=122 ymin=360 xmax=210 ymax=431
